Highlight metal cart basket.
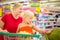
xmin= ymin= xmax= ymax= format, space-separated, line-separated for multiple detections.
xmin=0 ymin=32 xmax=40 ymax=40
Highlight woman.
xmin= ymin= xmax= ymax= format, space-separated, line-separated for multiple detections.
xmin=0 ymin=3 xmax=23 ymax=40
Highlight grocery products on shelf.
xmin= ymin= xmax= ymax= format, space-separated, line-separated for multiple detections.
xmin=0 ymin=5 xmax=3 ymax=16
xmin=3 ymin=4 xmax=12 ymax=14
xmin=0 ymin=1 xmax=57 ymax=29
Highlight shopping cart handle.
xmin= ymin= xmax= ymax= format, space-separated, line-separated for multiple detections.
xmin=0 ymin=32 xmax=4 ymax=34
xmin=0 ymin=32 xmax=40 ymax=38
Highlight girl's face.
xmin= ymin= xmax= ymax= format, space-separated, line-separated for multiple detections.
xmin=14 ymin=6 xmax=23 ymax=15
xmin=25 ymin=15 xmax=33 ymax=24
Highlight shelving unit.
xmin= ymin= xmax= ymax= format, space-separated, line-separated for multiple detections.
xmin=0 ymin=0 xmax=30 ymax=5
xmin=0 ymin=0 xmax=19 ymax=5
xmin=0 ymin=0 xmax=60 ymax=28
xmin=40 ymin=1 xmax=60 ymax=28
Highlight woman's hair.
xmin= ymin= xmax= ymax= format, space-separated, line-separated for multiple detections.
xmin=13 ymin=3 xmax=22 ymax=9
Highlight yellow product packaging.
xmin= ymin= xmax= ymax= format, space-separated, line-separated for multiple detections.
xmin=0 ymin=7 xmax=3 ymax=16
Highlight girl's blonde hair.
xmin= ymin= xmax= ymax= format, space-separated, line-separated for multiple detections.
xmin=23 ymin=10 xmax=34 ymax=17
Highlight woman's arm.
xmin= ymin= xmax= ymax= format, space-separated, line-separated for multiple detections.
xmin=0 ymin=18 xmax=4 ymax=29
xmin=0 ymin=17 xmax=9 ymax=32
xmin=0 ymin=18 xmax=4 ymax=32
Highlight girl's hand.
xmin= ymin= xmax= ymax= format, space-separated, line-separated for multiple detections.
xmin=45 ymin=29 xmax=53 ymax=34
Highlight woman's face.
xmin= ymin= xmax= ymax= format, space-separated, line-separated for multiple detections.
xmin=14 ymin=6 xmax=23 ymax=15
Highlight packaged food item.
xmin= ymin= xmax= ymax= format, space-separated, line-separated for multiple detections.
xmin=18 ymin=31 xmax=31 ymax=35
xmin=0 ymin=7 xmax=3 ymax=16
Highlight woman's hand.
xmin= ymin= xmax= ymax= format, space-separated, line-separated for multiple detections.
xmin=0 ymin=28 xmax=9 ymax=33
xmin=0 ymin=28 xmax=3 ymax=32
xmin=3 ymin=30 xmax=9 ymax=33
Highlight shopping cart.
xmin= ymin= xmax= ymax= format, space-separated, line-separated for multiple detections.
xmin=0 ymin=32 xmax=40 ymax=40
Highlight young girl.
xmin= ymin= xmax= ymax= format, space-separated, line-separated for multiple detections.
xmin=17 ymin=10 xmax=53 ymax=34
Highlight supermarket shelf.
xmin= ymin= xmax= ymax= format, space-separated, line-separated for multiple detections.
xmin=46 ymin=25 xmax=54 ymax=26
xmin=0 ymin=0 xmax=30 ymax=5
xmin=0 ymin=1 xmax=19 ymax=5
xmin=49 ymin=18 xmax=57 ymax=19
xmin=54 ymin=24 xmax=57 ymax=25
xmin=40 ymin=1 xmax=60 ymax=11
xmin=43 ymin=18 xmax=60 ymax=20
xmin=0 ymin=0 xmax=26 ymax=5
xmin=43 ymin=21 xmax=56 ymax=22
xmin=40 ymin=1 xmax=60 ymax=4
xmin=47 ymin=7 xmax=60 ymax=12
xmin=39 ymin=21 xmax=56 ymax=23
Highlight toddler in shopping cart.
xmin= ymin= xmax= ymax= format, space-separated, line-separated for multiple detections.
xmin=16 ymin=10 xmax=53 ymax=40
xmin=17 ymin=10 xmax=53 ymax=35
